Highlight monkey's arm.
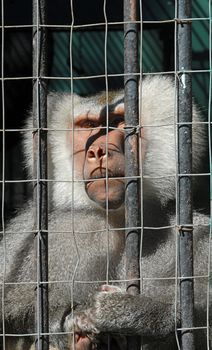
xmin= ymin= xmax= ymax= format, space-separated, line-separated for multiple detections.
xmin=64 ymin=289 xmax=176 ymax=342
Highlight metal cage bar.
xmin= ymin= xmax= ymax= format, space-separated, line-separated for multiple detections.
xmin=1 ymin=0 xmax=6 ymax=348
xmin=32 ymin=0 xmax=49 ymax=348
xmin=207 ymin=2 xmax=212 ymax=348
xmin=176 ymin=0 xmax=194 ymax=349
xmin=124 ymin=0 xmax=140 ymax=349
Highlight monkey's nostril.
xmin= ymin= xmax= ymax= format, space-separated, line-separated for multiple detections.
xmin=96 ymin=147 xmax=105 ymax=159
xmin=87 ymin=149 xmax=96 ymax=159
xmin=88 ymin=146 xmax=106 ymax=160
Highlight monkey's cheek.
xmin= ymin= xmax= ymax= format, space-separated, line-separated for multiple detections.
xmin=86 ymin=179 xmax=125 ymax=210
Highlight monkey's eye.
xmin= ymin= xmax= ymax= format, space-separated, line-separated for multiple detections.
xmin=109 ymin=115 xmax=125 ymax=128
xmin=79 ymin=120 xmax=100 ymax=129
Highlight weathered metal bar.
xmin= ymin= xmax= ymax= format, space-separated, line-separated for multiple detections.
xmin=177 ymin=0 xmax=194 ymax=349
xmin=124 ymin=0 xmax=140 ymax=349
xmin=33 ymin=0 xmax=49 ymax=349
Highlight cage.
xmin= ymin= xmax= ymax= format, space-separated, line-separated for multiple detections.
xmin=0 ymin=1 xmax=211 ymax=349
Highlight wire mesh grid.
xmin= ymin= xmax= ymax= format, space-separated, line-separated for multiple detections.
xmin=0 ymin=0 xmax=211 ymax=350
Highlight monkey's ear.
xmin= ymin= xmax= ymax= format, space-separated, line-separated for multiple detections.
xmin=113 ymin=102 xmax=124 ymax=116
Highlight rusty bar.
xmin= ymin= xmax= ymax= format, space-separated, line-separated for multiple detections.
xmin=33 ymin=0 xmax=49 ymax=349
xmin=177 ymin=0 xmax=195 ymax=349
xmin=124 ymin=0 xmax=140 ymax=349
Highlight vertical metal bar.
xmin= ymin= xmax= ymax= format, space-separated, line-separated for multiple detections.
xmin=33 ymin=0 xmax=49 ymax=349
xmin=207 ymin=3 xmax=212 ymax=349
xmin=124 ymin=1 xmax=140 ymax=349
xmin=1 ymin=0 xmax=6 ymax=348
xmin=177 ymin=0 xmax=194 ymax=349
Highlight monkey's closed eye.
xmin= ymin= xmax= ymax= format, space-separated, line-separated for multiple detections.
xmin=109 ymin=115 xmax=125 ymax=128
xmin=78 ymin=120 xmax=100 ymax=129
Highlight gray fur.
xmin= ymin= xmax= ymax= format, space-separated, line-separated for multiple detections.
xmin=0 ymin=76 xmax=210 ymax=349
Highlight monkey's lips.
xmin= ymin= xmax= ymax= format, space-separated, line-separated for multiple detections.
xmin=85 ymin=172 xmax=125 ymax=210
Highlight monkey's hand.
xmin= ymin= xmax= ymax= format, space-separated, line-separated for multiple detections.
xmin=64 ymin=286 xmax=127 ymax=350
xmin=72 ymin=333 xmax=98 ymax=350
xmin=64 ymin=306 xmax=100 ymax=350
xmin=64 ymin=285 xmax=122 ymax=349
xmin=65 ymin=285 xmax=122 ymax=337
xmin=65 ymin=284 xmax=175 ymax=342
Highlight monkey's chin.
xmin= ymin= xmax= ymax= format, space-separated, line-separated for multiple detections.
xmin=86 ymin=179 xmax=125 ymax=210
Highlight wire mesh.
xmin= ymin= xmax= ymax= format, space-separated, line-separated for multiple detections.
xmin=0 ymin=1 xmax=211 ymax=350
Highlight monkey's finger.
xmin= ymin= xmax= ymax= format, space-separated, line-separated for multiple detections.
xmin=100 ymin=284 xmax=123 ymax=293
xmin=74 ymin=334 xmax=92 ymax=350
xmin=65 ymin=312 xmax=100 ymax=336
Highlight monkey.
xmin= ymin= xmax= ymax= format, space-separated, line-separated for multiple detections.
xmin=0 ymin=75 xmax=210 ymax=350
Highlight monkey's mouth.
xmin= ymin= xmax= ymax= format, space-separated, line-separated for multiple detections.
xmin=85 ymin=169 xmax=125 ymax=210
xmin=87 ymin=167 xmax=125 ymax=181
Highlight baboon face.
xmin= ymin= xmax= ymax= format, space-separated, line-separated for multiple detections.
xmin=68 ymin=106 xmax=126 ymax=209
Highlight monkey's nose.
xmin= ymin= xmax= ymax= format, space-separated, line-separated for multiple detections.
xmin=87 ymin=145 xmax=106 ymax=160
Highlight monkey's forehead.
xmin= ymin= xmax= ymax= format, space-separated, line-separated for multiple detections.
xmin=77 ymin=91 xmax=124 ymax=115
xmin=95 ymin=90 xmax=124 ymax=105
